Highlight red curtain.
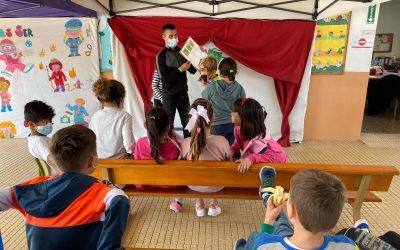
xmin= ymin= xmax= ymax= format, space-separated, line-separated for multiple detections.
xmin=109 ymin=16 xmax=315 ymax=146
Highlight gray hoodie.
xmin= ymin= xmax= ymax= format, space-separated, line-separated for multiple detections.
xmin=201 ymin=79 xmax=246 ymax=125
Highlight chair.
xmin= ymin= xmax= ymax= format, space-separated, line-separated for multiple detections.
xmin=35 ymin=158 xmax=50 ymax=176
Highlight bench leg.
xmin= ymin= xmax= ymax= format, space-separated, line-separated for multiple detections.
xmin=351 ymin=175 xmax=372 ymax=223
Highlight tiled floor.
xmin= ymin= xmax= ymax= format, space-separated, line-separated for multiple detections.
xmin=0 ymin=136 xmax=399 ymax=250
xmin=362 ymin=105 xmax=400 ymax=134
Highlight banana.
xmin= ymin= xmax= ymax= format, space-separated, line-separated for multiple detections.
xmin=272 ymin=186 xmax=289 ymax=207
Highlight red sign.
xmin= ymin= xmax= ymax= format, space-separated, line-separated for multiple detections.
xmin=358 ymin=38 xmax=366 ymax=46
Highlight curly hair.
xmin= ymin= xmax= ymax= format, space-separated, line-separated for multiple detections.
xmin=92 ymin=78 xmax=126 ymax=107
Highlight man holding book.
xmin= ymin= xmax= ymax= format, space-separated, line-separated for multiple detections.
xmin=156 ymin=23 xmax=196 ymax=138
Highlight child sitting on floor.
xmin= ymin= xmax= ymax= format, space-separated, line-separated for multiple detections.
xmin=231 ymin=98 xmax=286 ymax=173
xmin=90 ymin=78 xmax=135 ymax=159
xmin=24 ymin=100 xmax=59 ymax=175
xmin=134 ymin=107 xmax=183 ymax=212
xmin=235 ymin=167 xmax=358 ymax=249
xmin=181 ymin=98 xmax=232 ymax=217
xmin=0 ymin=125 xmax=130 ymax=250
xmin=201 ymin=57 xmax=246 ymax=146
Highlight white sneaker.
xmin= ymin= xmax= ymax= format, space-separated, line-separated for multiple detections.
xmin=207 ymin=205 xmax=222 ymax=217
xmin=196 ymin=204 xmax=206 ymax=217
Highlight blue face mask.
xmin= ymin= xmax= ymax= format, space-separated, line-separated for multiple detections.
xmin=167 ymin=38 xmax=178 ymax=48
xmin=37 ymin=123 xmax=53 ymax=136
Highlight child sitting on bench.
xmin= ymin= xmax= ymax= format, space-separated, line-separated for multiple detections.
xmin=181 ymin=98 xmax=232 ymax=217
xmin=24 ymin=100 xmax=59 ymax=175
xmin=235 ymin=167 xmax=358 ymax=249
xmin=0 ymin=125 xmax=130 ymax=250
xmin=134 ymin=107 xmax=183 ymax=212
xmin=231 ymin=98 xmax=287 ymax=173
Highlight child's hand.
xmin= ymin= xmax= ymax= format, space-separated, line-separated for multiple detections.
xmin=236 ymin=157 xmax=252 ymax=173
xmin=264 ymin=195 xmax=285 ymax=225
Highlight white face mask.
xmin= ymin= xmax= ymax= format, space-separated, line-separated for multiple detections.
xmin=167 ymin=38 xmax=179 ymax=48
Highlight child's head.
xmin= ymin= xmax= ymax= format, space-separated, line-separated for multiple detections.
xmin=145 ymin=107 xmax=169 ymax=164
xmin=199 ymin=56 xmax=218 ymax=79
xmin=92 ymin=78 xmax=126 ymax=108
xmin=287 ymin=169 xmax=346 ymax=233
xmin=50 ymin=125 xmax=97 ymax=174
xmin=188 ymin=98 xmax=213 ymax=162
xmin=218 ymin=57 xmax=237 ymax=82
xmin=233 ymin=98 xmax=267 ymax=140
xmin=75 ymin=98 xmax=85 ymax=106
xmin=24 ymin=100 xmax=56 ymax=136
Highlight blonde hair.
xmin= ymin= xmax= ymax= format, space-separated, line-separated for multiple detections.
xmin=0 ymin=121 xmax=17 ymax=138
xmin=189 ymin=98 xmax=213 ymax=162
xmin=199 ymin=56 xmax=218 ymax=78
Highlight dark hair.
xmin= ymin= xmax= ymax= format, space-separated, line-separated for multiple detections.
xmin=145 ymin=107 xmax=169 ymax=164
xmin=24 ymin=100 xmax=56 ymax=123
xmin=218 ymin=57 xmax=237 ymax=81
xmin=189 ymin=98 xmax=213 ymax=162
xmin=162 ymin=23 xmax=176 ymax=33
xmin=50 ymin=125 xmax=97 ymax=172
xmin=235 ymin=98 xmax=267 ymax=140
xmin=92 ymin=78 xmax=126 ymax=108
xmin=290 ymin=169 xmax=346 ymax=233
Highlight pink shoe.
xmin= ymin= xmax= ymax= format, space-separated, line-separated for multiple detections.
xmin=169 ymin=201 xmax=182 ymax=213
xmin=196 ymin=204 xmax=205 ymax=217
xmin=208 ymin=203 xmax=221 ymax=217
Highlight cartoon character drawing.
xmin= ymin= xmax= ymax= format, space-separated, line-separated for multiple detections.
xmin=336 ymin=61 xmax=342 ymax=68
xmin=0 ymin=121 xmax=16 ymax=138
xmin=315 ymin=61 xmax=323 ymax=70
xmin=64 ymin=19 xmax=84 ymax=57
xmin=0 ymin=77 xmax=12 ymax=112
xmin=0 ymin=39 xmax=33 ymax=76
xmin=48 ymin=58 xmax=67 ymax=93
xmin=66 ymin=98 xmax=89 ymax=127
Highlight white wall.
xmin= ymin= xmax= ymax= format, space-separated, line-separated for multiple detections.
xmin=345 ymin=5 xmax=381 ymax=72
xmin=374 ymin=1 xmax=400 ymax=59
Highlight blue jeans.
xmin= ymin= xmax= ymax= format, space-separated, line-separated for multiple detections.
xmin=273 ymin=211 xmax=294 ymax=237
xmin=212 ymin=123 xmax=235 ymax=146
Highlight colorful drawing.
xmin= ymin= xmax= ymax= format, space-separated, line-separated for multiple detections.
xmin=60 ymin=115 xmax=71 ymax=124
xmin=49 ymin=43 xmax=56 ymax=52
xmin=98 ymin=14 xmax=113 ymax=72
xmin=0 ymin=77 xmax=12 ymax=112
xmin=48 ymin=58 xmax=67 ymax=93
xmin=0 ymin=121 xmax=16 ymax=138
xmin=69 ymin=67 xmax=76 ymax=79
xmin=39 ymin=62 xmax=44 ymax=70
xmin=0 ymin=39 xmax=33 ymax=76
xmin=312 ymin=12 xmax=351 ymax=74
xmin=66 ymin=98 xmax=89 ymax=127
xmin=39 ymin=49 xmax=45 ymax=57
xmin=64 ymin=19 xmax=84 ymax=57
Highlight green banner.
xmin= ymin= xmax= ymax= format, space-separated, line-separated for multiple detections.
xmin=367 ymin=5 xmax=376 ymax=24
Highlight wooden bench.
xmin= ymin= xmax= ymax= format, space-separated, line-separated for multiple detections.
xmin=92 ymin=159 xmax=399 ymax=222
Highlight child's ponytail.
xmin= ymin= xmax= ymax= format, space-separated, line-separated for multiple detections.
xmin=218 ymin=57 xmax=237 ymax=82
xmin=186 ymin=99 xmax=213 ymax=162
xmin=145 ymin=107 xmax=169 ymax=164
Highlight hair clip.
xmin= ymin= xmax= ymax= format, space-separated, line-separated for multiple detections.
xmin=196 ymin=127 xmax=201 ymax=134
xmin=150 ymin=116 xmax=156 ymax=120
xmin=229 ymin=69 xmax=234 ymax=73
xmin=241 ymin=98 xmax=248 ymax=105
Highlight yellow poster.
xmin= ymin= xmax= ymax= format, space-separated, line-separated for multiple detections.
xmin=312 ymin=13 xmax=351 ymax=74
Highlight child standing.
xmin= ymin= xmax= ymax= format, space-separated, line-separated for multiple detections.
xmin=0 ymin=125 xmax=130 ymax=250
xmin=151 ymin=69 xmax=163 ymax=107
xmin=181 ymin=98 xmax=232 ymax=217
xmin=198 ymin=56 xmax=219 ymax=87
xmin=90 ymin=78 xmax=134 ymax=159
xmin=201 ymin=58 xmax=245 ymax=146
xmin=134 ymin=107 xmax=183 ymax=212
xmin=24 ymin=100 xmax=59 ymax=175
xmin=231 ymin=98 xmax=286 ymax=173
